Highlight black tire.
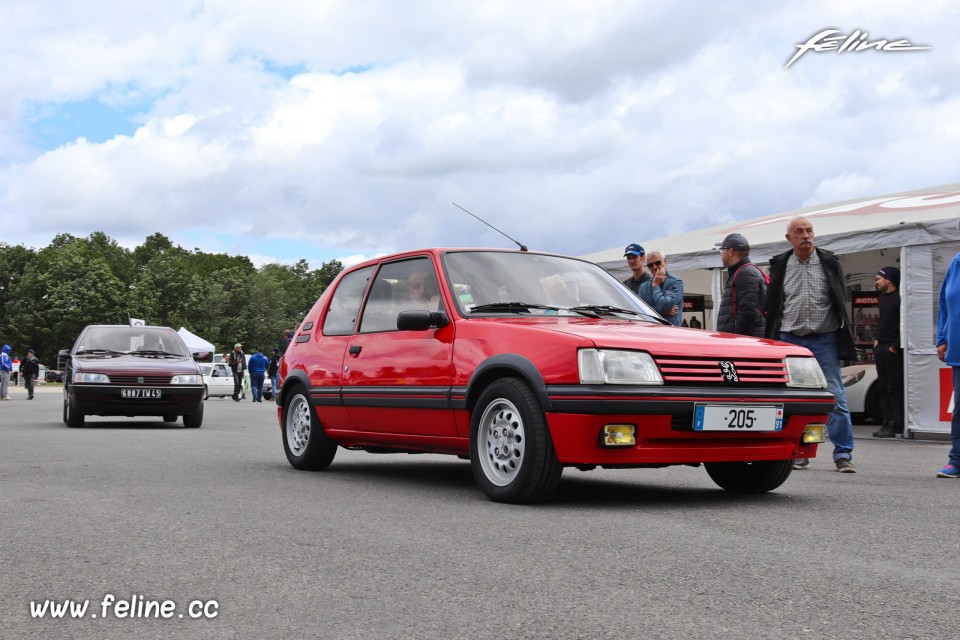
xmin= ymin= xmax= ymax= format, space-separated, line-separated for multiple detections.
xmin=704 ymin=460 xmax=793 ymax=493
xmin=469 ymin=377 xmax=562 ymax=504
xmin=865 ymin=382 xmax=883 ymax=425
xmin=282 ymin=386 xmax=337 ymax=470
xmin=64 ymin=390 xmax=84 ymax=428
xmin=162 ymin=414 xmax=178 ymax=423
xmin=183 ymin=404 xmax=203 ymax=428
xmin=203 ymin=385 xmax=209 ymax=400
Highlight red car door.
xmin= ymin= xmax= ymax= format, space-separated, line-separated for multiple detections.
xmin=342 ymin=257 xmax=457 ymax=437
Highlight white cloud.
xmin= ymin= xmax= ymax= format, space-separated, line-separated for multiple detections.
xmin=1 ymin=0 xmax=959 ymax=263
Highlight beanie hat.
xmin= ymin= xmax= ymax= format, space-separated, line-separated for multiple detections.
xmin=877 ymin=266 xmax=900 ymax=287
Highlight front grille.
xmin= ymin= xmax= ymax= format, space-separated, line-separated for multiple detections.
xmin=654 ymin=355 xmax=787 ymax=385
xmin=108 ymin=375 xmax=172 ymax=385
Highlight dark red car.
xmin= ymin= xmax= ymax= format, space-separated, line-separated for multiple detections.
xmin=276 ymin=249 xmax=831 ymax=503
xmin=62 ymin=325 xmax=205 ymax=428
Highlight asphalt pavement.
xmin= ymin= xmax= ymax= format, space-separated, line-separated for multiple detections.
xmin=2 ymin=384 xmax=959 ymax=639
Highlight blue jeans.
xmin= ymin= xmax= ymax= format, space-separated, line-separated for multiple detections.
xmin=950 ymin=368 xmax=960 ymax=467
xmin=250 ymin=373 xmax=264 ymax=401
xmin=779 ymin=331 xmax=854 ymax=461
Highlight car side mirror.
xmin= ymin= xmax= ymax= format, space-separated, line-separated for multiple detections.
xmin=59 ymin=349 xmax=70 ymax=357
xmin=396 ymin=310 xmax=449 ymax=331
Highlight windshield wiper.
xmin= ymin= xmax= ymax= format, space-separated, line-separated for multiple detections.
xmin=568 ymin=305 xmax=642 ymax=317
xmin=75 ymin=349 xmax=123 ymax=356
xmin=132 ymin=350 xmax=179 ymax=357
xmin=469 ymin=302 xmax=563 ymax=314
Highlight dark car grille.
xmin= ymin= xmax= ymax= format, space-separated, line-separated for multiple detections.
xmin=108 ymin=375 xmax=173 ymax=385
xmin=654 ymin=355 xmax=788 ymax=385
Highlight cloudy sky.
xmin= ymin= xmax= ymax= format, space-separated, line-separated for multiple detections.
xmin=1 ymin=0 xmax=957 ymax=267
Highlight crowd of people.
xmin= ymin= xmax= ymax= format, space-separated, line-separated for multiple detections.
xmin=621 ymin=215 xmax=941 ymax=475
xmin=224 ymin=329 xmax=295 ymax=403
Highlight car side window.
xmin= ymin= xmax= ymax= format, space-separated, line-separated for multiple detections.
xmin=359 ymin=258 xmax=441 ymax=333
xmin=323 ymin=266 xmax=375 ymax=336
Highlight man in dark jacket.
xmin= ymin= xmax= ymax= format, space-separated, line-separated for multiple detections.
xmin=19 ymin=348 xmax=40 ymax=400
xmin=765 ymin=216 xmax=857 ymax=473
xmin=715 ymin=233 xmax=766 ymax=337
xmin=872 ymin=266 xmax=903 ymax=438
xmin=228 ymin=343 xmax=247 ymax=402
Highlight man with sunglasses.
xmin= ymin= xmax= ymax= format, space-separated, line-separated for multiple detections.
xmin=638 ymin=250 xmax=684 ymax=326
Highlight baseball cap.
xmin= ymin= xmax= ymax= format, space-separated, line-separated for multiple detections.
xmin=27 ymin=348 xmax=34 ymax=354
xmin=623 ymin=243 xmax=645 ymax=257
xmin=234 ymin=343 xmax=242 ymax=348
xmin=715 ymin=233 xmax=750 ymax=250
xmin=877 ymin=266 xmax=900 ymax=287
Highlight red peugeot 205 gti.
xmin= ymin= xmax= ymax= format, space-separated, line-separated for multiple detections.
xmin=276 ymin=248 xmax=831 ymax=503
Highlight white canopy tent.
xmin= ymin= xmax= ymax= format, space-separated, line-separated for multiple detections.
xmin=177 ymin=327 xmax=216 ymax=357
xmin=582 ymin=183 xmax=960 ymax=435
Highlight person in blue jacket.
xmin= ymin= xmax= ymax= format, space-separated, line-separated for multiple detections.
xmin=638 ymin=251 xmax=684 ymax=326
xmin=248 ymin=347 xmax=270 ymax=403
xmin=0 ymin=345 xmax=12 ymax=400
xmin=936 ymin=252 xmax=960 ymax=477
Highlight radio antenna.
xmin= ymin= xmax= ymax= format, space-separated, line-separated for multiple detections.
xmin=452 ymin=203 xmax=528 ymax=252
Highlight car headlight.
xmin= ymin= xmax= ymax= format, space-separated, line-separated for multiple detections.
xmin=786 ymin=357 xmax=827 ymax=388
xmin=842 ymin=369 xmax=865 ymax=387
xmin=578 ymin=349 xmax=663 ymax=385
xmin=74 ymin=372 xmax=109 ymax=383
xmin=171 ymin=375 xmax=200 ymax=385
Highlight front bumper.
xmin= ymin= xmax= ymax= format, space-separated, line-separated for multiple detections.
xmin=69 ymin=384 xmax=205 ymax=416
xmin=544 ymin=385 xmax=833 ymax=465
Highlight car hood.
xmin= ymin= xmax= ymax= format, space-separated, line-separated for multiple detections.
xmin=470 ymin=317 xmax=809 ymax=357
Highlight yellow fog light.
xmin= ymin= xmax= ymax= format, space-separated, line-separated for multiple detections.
xmin=802 ymin=423 xmax=827 ymax=444
xmin=602 ymin=424 xmax=636 ymax=447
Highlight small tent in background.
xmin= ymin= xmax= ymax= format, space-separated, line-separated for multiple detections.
xmin=177 ymin=327 xmax=216 ymax=359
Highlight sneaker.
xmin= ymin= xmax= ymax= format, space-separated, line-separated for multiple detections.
xmin=936 ymin=464 xmax=960 ymax=478
xmin=793 ymin=458 xmax=810 ymax=470
xmin=835 ymin=459 xmax=856 ymax=473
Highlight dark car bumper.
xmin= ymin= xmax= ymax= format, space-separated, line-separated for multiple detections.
xmin=69 ymin=384 xmax=205 ymax=416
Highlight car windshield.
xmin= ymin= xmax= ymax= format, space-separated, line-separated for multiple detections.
xmin=76 ymin=327 xmax=190 ymax=357
xmin=442 ymin=251 xmax=663 ymax=321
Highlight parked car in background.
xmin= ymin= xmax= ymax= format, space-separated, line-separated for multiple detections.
xmin=61 ymin=325 xmax=204 ymax=428
xmin=200 ymin=362 xmax=238 ymax=399
xmin=276 ymin=248 xmax=834 ymax=504
xmin=842 ymin=363 xmax=881 ymax=424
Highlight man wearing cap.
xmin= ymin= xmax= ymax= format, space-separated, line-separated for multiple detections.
xmin=621 ymin=244 xmax=651 ymax=296
xmin=715 ymin=233 xmax=767 ymax=337
xmin=873 ymin=266 xmax=903 ymax=438
xmin=228 ymin=343 xmax=247 ymax=402
xmin=19 ymin=348 xmax=40 ymax=400
xmin=766 ymin=216 xmax=857 ymax=473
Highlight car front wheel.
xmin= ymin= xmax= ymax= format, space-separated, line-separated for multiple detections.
xmin=470 ymin=377 xmax=562 ymax=504
xmin=183 ymin=404 xmax=203 ymax=428
xmin=282 ymin=387 xmax=337 ymax=470
xmin=704 ymin=460 xmax=793 ymax=493
xmin=63 ymin=390 xmax=84 ymax=428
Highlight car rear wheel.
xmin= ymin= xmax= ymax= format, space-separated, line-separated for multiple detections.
xmin=63 ymin=391 xmax=84 ymax=428
xmin=704 ymin=460 xmax=793 ymax=493
xmin=183 ymin=404 xmax=203 ymax=428
xmin=470 ymin=377 xmax=562 ymax=504
xmin=283 ymin=387 xmax=337 ymax=470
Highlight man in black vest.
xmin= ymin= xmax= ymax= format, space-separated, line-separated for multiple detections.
xmin=872 ymin=266 xmax=903 ymax=438
xmin=765 ymin=216 xmax=857 ymax=473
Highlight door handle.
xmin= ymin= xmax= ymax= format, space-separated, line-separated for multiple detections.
xmin=348 ymin=345 xmax=362 ymax=356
